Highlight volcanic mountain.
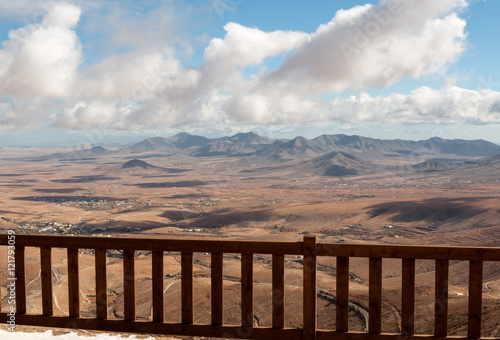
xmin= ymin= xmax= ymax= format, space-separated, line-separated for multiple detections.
xmin=127 ymin=132 xmax=210 ymax=153
xmin=406 ymin=151 xmax=500 ymax=173
xmin=121 ymin=159 xmax=158 ymax=169
xmin=41 ymin=146 xmax=109 ymax=160
xmin=194 ymin=132 xmax=278 ymax=156
xmin=257 ymin=136 xmax=326 ymax=160
xmin=306 ymin=151 xmax=379 ymax=176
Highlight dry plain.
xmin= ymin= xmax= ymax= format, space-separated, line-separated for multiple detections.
xmin=0 ymin=137 xmax=500 ymax=338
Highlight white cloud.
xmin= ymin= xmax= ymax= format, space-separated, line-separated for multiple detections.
xmin=0 ymin=97 xmax=59 ymax=131
xmin=42 ymin=2 xmax=81 ymax=28
xmin=204 ymin=22 xmax=309 ymax=70
xmin=0 ymin=2 xmax=82 ymax=97
xmin=77 ymin=50 xmax=200 ymax=101
xmin=2 ymin=0 xmax=498 ymax=137
xmin=324 ymin=86 xmax=500 ymax=125
xmin=264 ymin=0 xmax=467 ymax=94
xmin=56 ymin=101 xmax=129 ymax=129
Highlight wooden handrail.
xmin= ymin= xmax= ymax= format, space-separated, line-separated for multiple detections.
xmin=316 ymin=243 xmax=500 ymax=261
xmin=0 ymin=234 xmax=303 ymax=254
xmin=1 ymin=234 xmax=500 ymax=340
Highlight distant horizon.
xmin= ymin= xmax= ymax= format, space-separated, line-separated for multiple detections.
xmin=2 ymin=130 xmax=500 ymax=149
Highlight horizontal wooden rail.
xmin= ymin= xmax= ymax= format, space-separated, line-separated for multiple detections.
xmin=316 ymin=243 xmax=500 ymax=261
xmin=315 ymin=332 xmax=500 ymax=340
xmin=0 ymin=234 xmax=303 ymax=254
xmin=0 ymin=314 xmax=303 ymax=340
xmin=1 ymin=234 xmax=499 ymax=340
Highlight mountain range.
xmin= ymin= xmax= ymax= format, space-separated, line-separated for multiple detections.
xmin=12 ymin=132 xmax=500 ymax=177
xmin=122 ymin=132 xmax=500 ymax=159
xmin=120 ymin=132 xmax=500 ymax=177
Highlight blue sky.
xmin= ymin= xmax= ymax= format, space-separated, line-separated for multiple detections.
xmin=0 ymin=0 xmax=500 ymax=147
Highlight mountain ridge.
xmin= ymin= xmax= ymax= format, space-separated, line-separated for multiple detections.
xmin=124 ymin=132 xmax=500 ymax=160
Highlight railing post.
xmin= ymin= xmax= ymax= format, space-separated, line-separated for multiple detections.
xmin=41 ymin=247 xmax=53 ymax=316
xmin=369 ymin=257 xmax=382 ymax=334
xmin=272 ymin=253 xmax=285 ymax=329
xmin=67 ymin=247 xmax=80 ymax=317
xmin=336 ymin=256 xmax=349 ymax=332
xmin=435 ymin=260 xmax=449 ymax=337
xmin=123 ymin=249 xmax=135 ymax=321
xmin=401 ymin=258 xmax=415 ymax=335
xmin=241 ymin=253 xmax=254 ymax=327
xmin=152 ymin=250 xmax=164 ymax=322
xmin=95 ymin=248 xmax=107 ymax=319
xmin=181 ymin=251 xmax=193 ymax=324
xmin=15 ymin=245 xmax=26 ymax=315
xmin=303 ymin=235 xmax=317 ymax=340
xmin=468 ymin=260 xmax=483 ymax=338
xmin=211 ymin=252 xmax=223 ymax=326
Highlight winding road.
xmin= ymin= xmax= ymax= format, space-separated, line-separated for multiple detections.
xmin=25 ymin=267 xmax=66 ymax=315
xmin=317 ymin=289 xmax=369 ymax=330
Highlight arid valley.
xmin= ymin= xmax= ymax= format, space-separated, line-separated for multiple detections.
xmin=1 ymin=132 xmax=500 ymax=337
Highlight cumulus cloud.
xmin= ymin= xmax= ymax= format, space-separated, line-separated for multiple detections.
xmin=1 ymin=0 xmax=498 ymax=136
xmin=0 ymin=2 xmax=82 ymax=97
xmin=77 ymin=50 xmax=200 ymax=101
xmin=195 ymin=23 xmax=310 ymax=111
xmin=264 ymin=0 xmax=467 ymax=94
xmin=204 ymin=22 xmax=309 ymax=70
xmin=222 ymin=86 xmax=500 ymax=128
xmin=55 ymin=101 xmax=129 ymax=129
xmin=0 ymin=97 xmax=60 ymax=131
xmin=325 ymin=87 xmax=500 ymax=125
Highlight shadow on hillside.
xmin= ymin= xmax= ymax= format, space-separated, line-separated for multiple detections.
xmin=141 ymin=168 xmax=191 ymax=177
xmin=131 ymin=180 xmax=210 ymax=188
xmin=34 ymin=188 xmax=83 ymax=194
xmin=366 ymin=197 xmax=490 ymax=223
xmin=52 ymin=175 xmax=120 ymax=183
xmin=163 ymin=194 xmax=211 ymax=199
xmin=91 ymin=220 xmax=167 ymax=232
xmin=0 ymin=209 xmax=21 ymax=215
xmin=159 ymin=208 xmax=274 ymax=228
xmin=160 ymin=210 xmax=200 ymax=221
xmin=12 ymin=196 xmax=123 ymax=203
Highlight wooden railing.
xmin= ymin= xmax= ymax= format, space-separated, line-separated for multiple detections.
xmin=0 ymin=234 xmax=499 ymax=339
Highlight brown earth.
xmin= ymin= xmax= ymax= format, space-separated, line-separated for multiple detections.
xmin=0 ymin=149 xmax=499 ymax=338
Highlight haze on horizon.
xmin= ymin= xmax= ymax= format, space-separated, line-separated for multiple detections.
xmin=1 ymin=0 xmax=500 ymax=147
